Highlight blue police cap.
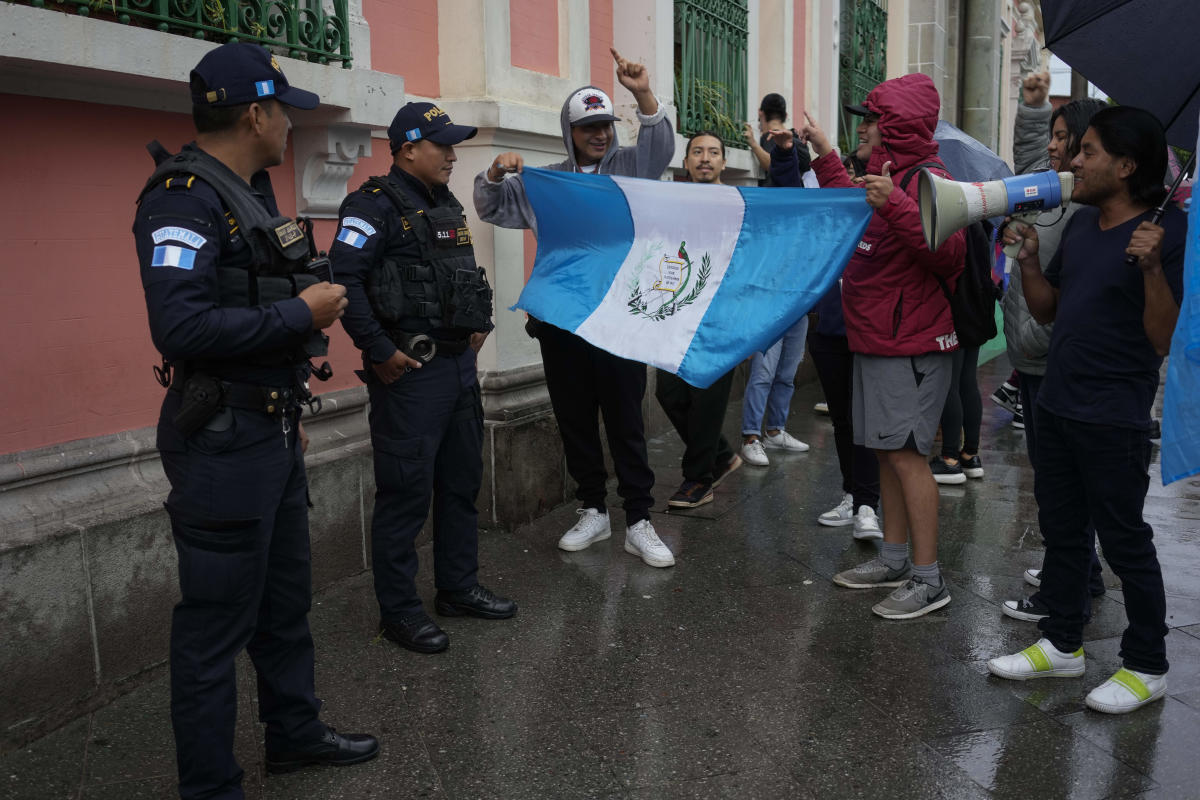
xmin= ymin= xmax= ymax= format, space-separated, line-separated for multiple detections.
xmin=190 ymin=43 xmax=319 ymax=110
xmin=388 ymin=102 xmax=477 ymax=152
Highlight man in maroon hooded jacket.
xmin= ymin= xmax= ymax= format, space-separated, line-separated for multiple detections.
xmin=801 ymin=73 xmax=965 ymax=619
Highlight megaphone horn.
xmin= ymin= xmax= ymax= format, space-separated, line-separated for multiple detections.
xmin=918 ymin=170 xmax=1074 ymax=251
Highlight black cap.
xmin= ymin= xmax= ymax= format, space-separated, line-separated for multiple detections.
xmin=388 ymin=102 xmax=478 ymax=151
xmin=190 ymin=43 xmax=319 ymax=110
xmin=843 ymin=102 xmax=873 ymax=117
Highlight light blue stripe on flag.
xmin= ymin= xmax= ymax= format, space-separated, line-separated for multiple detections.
xmin=336 ymin=227 xmax=367 ymax=249
xmin=513 ymin=167 xmax=872 ymax=388
xmin=150 ymin=245 xmax=197 ymax=269
xmin=256 ymin=80 xmax=275 ymax=97
xmin=1161 ymin=168 xmax=1200 ymax=483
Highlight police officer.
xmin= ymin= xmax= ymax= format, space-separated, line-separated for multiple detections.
xmin=331 ymin=102 xmax=516 ymax=654
xmin=133 ymin=43 xmax=378 ymax=799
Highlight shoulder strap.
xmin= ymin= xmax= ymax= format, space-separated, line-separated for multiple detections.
xmin=364 ymin=175 xmax=417 ymax=215
xmin=898 ymin=161 xmax=947 ymax=192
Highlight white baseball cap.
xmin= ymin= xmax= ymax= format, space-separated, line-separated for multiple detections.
xmin=567 ymin=87 xmax=620 ymax=126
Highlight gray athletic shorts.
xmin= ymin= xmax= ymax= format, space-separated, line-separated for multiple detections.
xmin=852 ymin=352 xmax=953 ymax=455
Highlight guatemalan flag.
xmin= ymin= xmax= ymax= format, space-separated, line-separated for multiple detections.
xmin=1161 ymin=127 xmax=1200 ymax=483
xmin=514 ymin=168 xmax=873 ymax=388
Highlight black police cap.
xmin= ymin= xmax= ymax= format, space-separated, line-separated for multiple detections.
xmin=388 ymin=102 xmax=477 ymax=152
xmin=190 ymin=43 xmax=319 ymax=110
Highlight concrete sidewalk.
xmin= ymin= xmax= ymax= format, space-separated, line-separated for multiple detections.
xmin=4 ymin=355 xmax=1200 ymax=799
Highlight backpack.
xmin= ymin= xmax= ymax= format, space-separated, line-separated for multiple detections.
xmin=900 ymin=163 xmax=1002 ymax=348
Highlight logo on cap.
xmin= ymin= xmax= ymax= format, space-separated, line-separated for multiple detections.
xmin=405 ymin=128 xmax=423 ymax=142
xmin=583 ymin=94 xmax=606 ymax=111
xmin=270 ymin=56 xmax=282 ymax=73
xmin=255 ymin=80 xmax=275 ymax=98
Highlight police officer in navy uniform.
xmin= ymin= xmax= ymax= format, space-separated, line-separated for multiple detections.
xmin=133 ymin=43 xmax=379 ymax=799
xmin=331 ymin=102 xmax=516 ymax=654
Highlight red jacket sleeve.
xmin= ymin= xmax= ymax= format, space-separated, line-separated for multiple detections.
xmin=876 ymin=182 xmax=965 ymax=280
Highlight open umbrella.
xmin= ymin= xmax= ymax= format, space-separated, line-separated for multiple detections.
xmin=934 ymin=120 xmax=1014 ymax=183
xmin=1041 ymin=0 xmax=1199 ymax=148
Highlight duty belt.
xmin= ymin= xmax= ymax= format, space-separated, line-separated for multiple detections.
xmin=169 ymin=371 xmax=300 ymax=415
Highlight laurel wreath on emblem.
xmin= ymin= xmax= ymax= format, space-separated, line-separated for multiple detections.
xmin=627 ymin=241 xmax=711 ymax=321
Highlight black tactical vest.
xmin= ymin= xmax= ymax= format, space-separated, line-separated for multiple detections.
xmin=137 ymin=143 xmax=329 ymax=367
xmin=361 ymin=175 xmax=493 ymax=336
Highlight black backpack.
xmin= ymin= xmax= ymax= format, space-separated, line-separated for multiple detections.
xmin=900 ymin=163 xmax=1002 ymax=348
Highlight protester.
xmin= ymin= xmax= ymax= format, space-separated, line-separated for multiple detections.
xmin=655 ymin=131 xmax=743 ymax=508
xmin=766 ymin=122 xmax=881 ymax=540
xmin=988 ymin=106 xmax=1183 ymax=714
xmin=742 ymin=92 xmax=811 ymax=183
xmin=930 ymin=344 xmax=984 ymax=484
xmin=803 ymin=73 xmax=966 ymax=619
xmin=474 ymin=48 xmax=676 ymax=567
xmin=1000 ymin=78 xmax=1109 ymax=622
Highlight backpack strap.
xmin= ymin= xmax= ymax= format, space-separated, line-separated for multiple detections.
xmin=897 ymin=161 xmax=948 ymax=192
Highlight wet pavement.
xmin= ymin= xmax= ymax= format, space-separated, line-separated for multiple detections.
xmin=5 ymin=354 xmax=1200 ymax=799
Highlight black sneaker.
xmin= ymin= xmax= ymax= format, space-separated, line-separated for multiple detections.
xmin=930 ymin=457 xmax=966 ymax=485
xmin=1011 ymin=403 xmax=1025 ymax=430
xmin=668 ymin=479 xmax=714 ymax=508
xmin=1150 ymin=418 xmax=1162 ymax=445
xmin=959 ymin=454 xmax=984 ymax=479
xmin=1001 ymin=595 xmax=1049 ymax=621
xmin=990 ymin=381 xmax=1020 ymax=415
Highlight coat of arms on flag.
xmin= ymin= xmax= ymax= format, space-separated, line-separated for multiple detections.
xmin=628 ymin=241 xmax=711 ymax=321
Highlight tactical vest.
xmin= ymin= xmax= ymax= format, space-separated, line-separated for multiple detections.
xmin=137 ymin=142 xmax=329 ymax=367
xmin=361 ymin=175 xmax=493 ymax=336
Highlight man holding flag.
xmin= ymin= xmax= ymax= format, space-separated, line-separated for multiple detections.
xmin=474 ymin=49 xmax=677 ymax=567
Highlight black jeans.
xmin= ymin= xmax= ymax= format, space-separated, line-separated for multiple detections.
xmin=1034 ymin=408 xmax=1168 ymax=674
xmin=368 ymin=351 xmax=483 ymax=621
xmin=655 ymin=368 xmax=735 ymax=484
xmin=1020 ymin=372 xmax=1104 ymax=599
xmin=538 ymin=323 xmax=655 ymax=526
xmin=940 ymin=345 xmax=982 ymax=458
xmin=808 ymin=332 xmax=880 ymax=510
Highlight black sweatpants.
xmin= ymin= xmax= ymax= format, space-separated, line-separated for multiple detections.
xmin=538 ymin=323 xmax=655 ymax=526
xmin=940 ymin=345 xmax=983 ymax=458
xmin=808 ymin=331 xmax=879 ymax=510
xmin=655 ymin=368 xmax=735 ymax=484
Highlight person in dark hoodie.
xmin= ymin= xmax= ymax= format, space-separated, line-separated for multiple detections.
xmin=473 ymin=48 xmax=676 ymax=568
xmin=802 ymin=73 xmax=966 ymax=620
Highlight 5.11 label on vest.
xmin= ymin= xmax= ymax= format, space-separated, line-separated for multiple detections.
xmin=435 ymin=222 xmax=471 ymax=246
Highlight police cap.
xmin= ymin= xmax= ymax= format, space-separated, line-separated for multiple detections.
xmin=190 ymin=43 xmax=319 ymax=110
xmin=388 ymin=102 xmax=478 ymax=152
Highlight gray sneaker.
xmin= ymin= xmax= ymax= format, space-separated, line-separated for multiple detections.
xmin=872 ymin=577 xmax=951 ymax=619
xmin=832 ymin=557 xmax=912 ymax=589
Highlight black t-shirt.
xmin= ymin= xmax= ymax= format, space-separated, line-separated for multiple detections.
xmin=1038 ymin=204 xmax=1187 ymax=429
xmin=758 ymin=129 xmax=811 ymax=186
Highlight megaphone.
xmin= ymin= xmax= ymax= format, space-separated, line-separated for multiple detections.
xmin=918 ymin=170 xmax=1074 ymax=254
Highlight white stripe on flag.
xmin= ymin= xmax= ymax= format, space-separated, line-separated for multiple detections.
xmin=575 ymin=176 xmax=745 ymax=373
xmin=336 ymin=227 xmax=367 ymax=249
xmin=150 ymin=245 xmax=197 ymax=269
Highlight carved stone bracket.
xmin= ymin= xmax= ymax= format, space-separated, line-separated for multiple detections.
xmin=293 ymin=126 xmax=374 ymax=219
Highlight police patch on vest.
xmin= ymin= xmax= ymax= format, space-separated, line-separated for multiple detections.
xmin=401 ymin=217 xmax=413 ymax=232
xmin=434 ymin=222 xmax=458 ymax=245
xmin=341 ymin=216 xmax=377 ymax=236
xmin=151 ymin=226 xmax=207 ymax=249
xmin=457 ymin=226 xmax=472 ymax=246
xmin=274 ymin=220 xmax=304 ymax=248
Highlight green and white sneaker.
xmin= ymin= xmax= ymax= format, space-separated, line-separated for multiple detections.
xmin=832 ymin=557 xmax=911 ymax=589
xmin=987 ymin=638 xmax=1085 ymax=680
xmin=1085 ymin=668 xmax=1167 ymax=714
xmin=871 ymin=577 xmax=951 ymax=619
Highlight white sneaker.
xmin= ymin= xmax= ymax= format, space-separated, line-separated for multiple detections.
xmin=624 ymin=520 xmax=675 ymax=568
xmin=1023 ymin=568 xmax=1042 ymax=588
xmin=817 ymin=493 xmax=854 ymax=527
xmin=557 ymin=508 xmax=611 ymax=552
xmin=852 ymin=506 xmax=882 ymax=540
xmin=762 ymin=430 xmax=810 ymax=452
xmin=741 ymin=439 xmax=769 ymax=466
xmin=1085 ymin=668 xmax=1167 ymax=714
xmin=987 ymin=638 xmax=1085 ymax=680
xmin=814 ymin=402 xmax=829 ymax=415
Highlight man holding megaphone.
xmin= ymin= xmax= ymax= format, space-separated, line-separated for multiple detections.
xmin=804 ymin=73 xmax=966 ymax=621
xmin=986 ymin=106 xmax=1185 ymax=715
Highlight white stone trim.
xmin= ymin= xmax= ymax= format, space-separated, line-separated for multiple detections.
xmin=293 ymin=125 xmax=374 ymax=218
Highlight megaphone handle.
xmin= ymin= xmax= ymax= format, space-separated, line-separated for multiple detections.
xmin=1000 ymin=212 xmax=1040 ymax=259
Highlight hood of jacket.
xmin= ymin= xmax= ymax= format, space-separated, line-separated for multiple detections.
xmin=861 ymin=73 xmax=942 ymax=176
xmin=559 ymin=85 xmax=621 ymax=172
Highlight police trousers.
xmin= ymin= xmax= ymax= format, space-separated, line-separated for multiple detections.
xmin=367 ymin=350 xmax=483 ymax=621
xmin=158 ymin=395 xmax=323 ymax=800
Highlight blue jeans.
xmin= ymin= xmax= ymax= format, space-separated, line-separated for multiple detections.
xmin=742 ymin=316 xmax=809 ymax=435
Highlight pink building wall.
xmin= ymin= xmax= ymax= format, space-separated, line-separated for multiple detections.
xmin=589 ymin=0 xmax=614 ymax=95
xmin=510 ymin=0 xmax=560 ymax=76
xmin=0 ymin=94 xmax=399 ymax=455
xmin=365 ymin=0 xmax=440 ymax=97
xmin=793 ymin=1 xmax=807 ymax=121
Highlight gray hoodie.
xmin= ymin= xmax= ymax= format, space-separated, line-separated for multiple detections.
xmin=1002 ymin=101 xmax=1080 ymax=376
xmin=473 ymin=85 xmax=675 ymax=233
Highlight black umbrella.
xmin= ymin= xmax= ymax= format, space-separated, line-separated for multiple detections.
xmin=1041 ymin=0 xmax=1199 ymax=149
